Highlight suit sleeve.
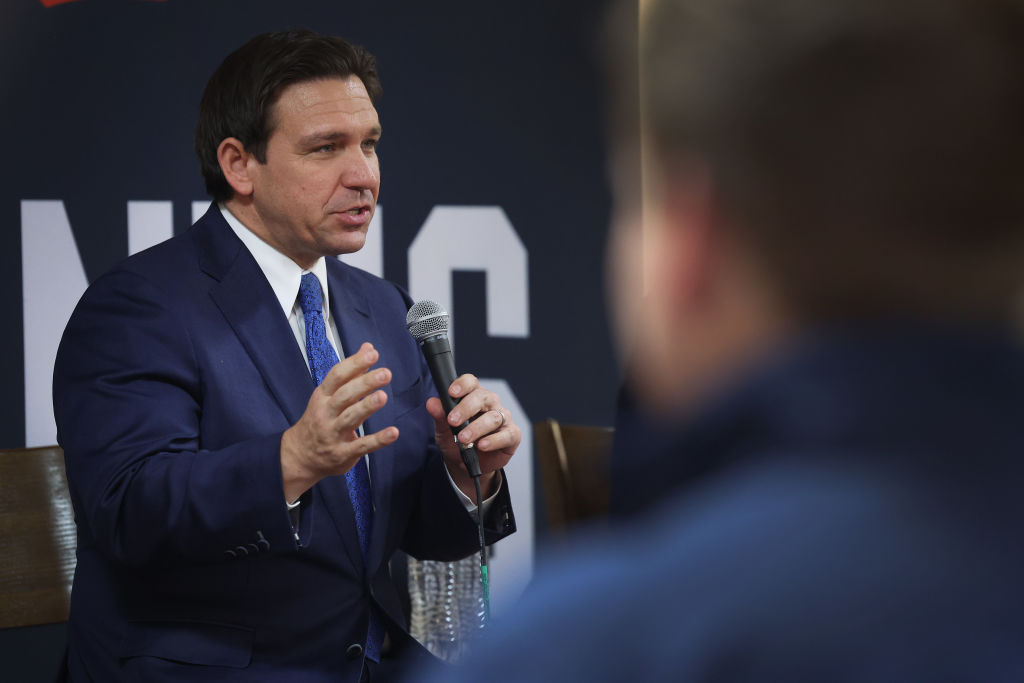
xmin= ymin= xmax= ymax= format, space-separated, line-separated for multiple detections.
xmin=54 ymin=269 xmax=295 ymax=568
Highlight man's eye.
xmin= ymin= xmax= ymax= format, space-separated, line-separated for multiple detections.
xmin=362 ymin=139 xmax=379 ymax=152
xmin=315 ymin=144 xmax=335 ymax=153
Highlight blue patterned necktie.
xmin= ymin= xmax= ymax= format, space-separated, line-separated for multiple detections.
xmin=297 ymin=272 xmax=383 ymax=662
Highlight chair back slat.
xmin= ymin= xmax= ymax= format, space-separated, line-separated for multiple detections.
xmin=535 ymin=420 xmax=613 ymax=534
xmin=0 ymin=445 xmax=75 ymax=629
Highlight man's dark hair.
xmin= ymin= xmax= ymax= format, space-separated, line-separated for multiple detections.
xmin=195 ymin=29 xmax=382 ymax=202
xmin=642 ymin=0 xmax=1024 ymax=322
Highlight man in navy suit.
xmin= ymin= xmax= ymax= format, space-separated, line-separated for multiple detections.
xmin=54 ymin=29 xmax=517 ymax=681
xmin=427 ymin=0 xmax=1024 ymax=680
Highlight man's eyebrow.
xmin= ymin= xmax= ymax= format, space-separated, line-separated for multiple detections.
xmin=298 ymin=131 xmax=345 ymax=146
xmin=299 ymin=126 xmax=382 ymax=147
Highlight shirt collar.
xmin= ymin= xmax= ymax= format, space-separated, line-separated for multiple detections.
xmin=219 ymin=204 xmax=331 ymax=319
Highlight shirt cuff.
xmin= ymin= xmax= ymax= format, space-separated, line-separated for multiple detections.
xmin=445 ymin=465 xmax=503 ymax=516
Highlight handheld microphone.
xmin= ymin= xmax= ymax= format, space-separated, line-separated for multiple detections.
xmin=405 ymin=301 xmax=482 ymax=478
xmin=406 ymin=299 xmax=492 ymax=623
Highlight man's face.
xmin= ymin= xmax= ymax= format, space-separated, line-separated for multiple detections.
xmin=247 ymin=75 xmax=381 ymax=268
xmin=609 ymin=160 xmax=786 ymax=415
xmin=608 ymin=180 xmax=681 ymax=409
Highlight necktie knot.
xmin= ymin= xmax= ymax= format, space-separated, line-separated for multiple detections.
xmin=298 ymin=272 xmax=324 ymax=318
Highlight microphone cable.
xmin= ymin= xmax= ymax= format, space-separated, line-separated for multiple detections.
xmin=472 ymin=472 xmax=490 ymax=623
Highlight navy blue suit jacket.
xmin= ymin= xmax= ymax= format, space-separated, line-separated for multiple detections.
xmin=426 ymin=325 xmax=1024 ymax=682
xmin=53 ymin=205 xmax=514 ymax=681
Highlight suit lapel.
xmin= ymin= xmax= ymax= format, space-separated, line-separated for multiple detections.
xmin=327 ymin=261 xmax=396 ymax=574
xmin=195 ymin=206 xmax=313 ymax=426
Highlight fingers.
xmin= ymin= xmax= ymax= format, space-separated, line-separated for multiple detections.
xmin=453 ymin=407 xmax=504 ymax=442
xmin=283 ymin=341 xmax=403 ymax=494
xmin=425 ymin=396 xmax=447 ymax=423
xmin=334 ymin=387 xmax=389 ymax=436
xmin=455 ymin=406 xmax=513 ymax=449
xmin=319 ymin=342 xmax=379 ymax=395
xmin=428 ymin=377 xmax=520 ymax=486
xmin=446 ymin=373 xmax=479 ymax=402
xmin=445 ymin=375 xmax=495 ymax=427
xmin=312 ymin=342 xmax=392 ymax=435
xmin=354 ymin=425 xmax=400 ymax=455
xmin=326 ymin=366 xmax=391 ymax=415
xmin=281 ymin=415 xmax=397 ymax=499
xmin=476 ymin=418 xmax=521 ymax=453
xmin=438 ymin=374 xmax=519 ymax=452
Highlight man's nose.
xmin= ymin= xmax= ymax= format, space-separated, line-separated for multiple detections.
xmin=342 ymin=151 xmax=378 ymax=192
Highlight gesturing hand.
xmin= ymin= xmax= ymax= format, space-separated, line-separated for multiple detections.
xmin=280 ymin=342 xmax=399 ymax=502
xmin=426 ymin=374 xmax=521 ymax=501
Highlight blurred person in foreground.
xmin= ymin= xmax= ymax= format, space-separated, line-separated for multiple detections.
xmin=422 ymin=0 xmax=1024 ymax=680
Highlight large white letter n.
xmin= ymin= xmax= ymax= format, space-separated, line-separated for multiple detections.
xmin=21 ymin=200 xmax=89 ymax=447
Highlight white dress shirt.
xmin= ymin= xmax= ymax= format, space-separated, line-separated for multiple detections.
xmin=219 ymin=205 xmax=497 ymax=514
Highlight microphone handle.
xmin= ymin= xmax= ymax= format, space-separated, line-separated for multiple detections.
xmin=420 ymin=335 xmax=482 ymax=477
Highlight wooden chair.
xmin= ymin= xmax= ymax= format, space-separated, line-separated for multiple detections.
xmin=534 ymin=419 xmax=614 ymax=534
xmin=0 ymin=445 xmax=76 ymax=629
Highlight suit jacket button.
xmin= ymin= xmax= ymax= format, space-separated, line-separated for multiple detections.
xmin=224 ymin=549 xmax=237 ymax=559
xmin=235 ymin=545 xmax=249 ymax=557
xmin=345 ymin=643 xmax=364 ymax=660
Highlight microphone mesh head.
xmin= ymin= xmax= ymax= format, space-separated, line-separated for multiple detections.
xmin=406 ymin=300 xmax=449 ymax=341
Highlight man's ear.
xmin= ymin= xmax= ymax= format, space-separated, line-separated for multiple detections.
xmin=217 ymin=137 xmax=256 ymax=197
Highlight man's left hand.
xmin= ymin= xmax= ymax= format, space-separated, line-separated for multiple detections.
xmin=425 ymin=374 xmax=520 ymax=501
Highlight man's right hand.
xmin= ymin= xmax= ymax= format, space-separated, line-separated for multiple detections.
xmin=280 ymin=342 xmax=399 ymax=503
